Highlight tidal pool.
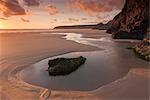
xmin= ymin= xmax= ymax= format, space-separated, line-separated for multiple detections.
xmin=20 ymin=32 xmax=148 ymax=91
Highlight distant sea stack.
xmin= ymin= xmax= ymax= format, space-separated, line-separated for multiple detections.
xmin=106 ymin=0 xmax=149 ymax=39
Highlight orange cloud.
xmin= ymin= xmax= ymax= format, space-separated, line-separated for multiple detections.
xmin=106 ymin=0 xmax=125 ymax=9
xmin=81 ymin=18 xmax=87 ymax=20
xmin=0 ymin=17 xmax=7 ymax=20
xmin=50 ymin=19 xmax=57 ymax=23
xmin=86 ymin=21 xmax=97 ymax=24
xmin=69 ymin=0 xmax=125 ymax=15
xmin=0 ymin=0 xmax=26 ymax=17
xmin=21 ymin=18 xmax=30 ymax=22
xmin=47 ymin=5 xmax=59 ymax=15
xmin=96 ymin=15 xmax=103 ymax=20
xmin=68 ymin=18 xmax=79 ymax=22
xmin=23 ymin=0 xmax=40 ymax=6
xmin=70 ymin=0 xmax=111 ymax=15
xmin=53 ymin=19 xmax=57 ymax=21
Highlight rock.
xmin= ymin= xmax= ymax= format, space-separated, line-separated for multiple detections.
xmin=112 ymin=31 xmax=145 ymax=40
xmin=133 ymin=38 xmax=150 ymax=61
xmin=106 ymin=0 xmax=149 ymax=39
xmin=47 ymin=56 xmax=86 ymax=76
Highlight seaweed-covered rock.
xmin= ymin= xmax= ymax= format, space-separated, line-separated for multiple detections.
xmin=47 ymin=56 xmax=86 ymax=76
xmin=134 ymin=38 xmax=150 ymax=61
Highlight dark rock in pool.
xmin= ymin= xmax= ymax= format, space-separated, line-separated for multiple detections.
xmin=47 ymin=56 xmax=86 ymax=76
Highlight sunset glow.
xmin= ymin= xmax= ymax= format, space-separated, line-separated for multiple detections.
xmin=0 ymin=0 xmax=149 ymax=99
xmin=0 ymin=22 xmax=5 ymax=29
xmin=0 ymin=0 xmax=125 ymax=29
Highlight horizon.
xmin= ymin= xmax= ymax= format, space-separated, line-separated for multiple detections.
xmin=0 ymin=23 xmax=100 ymax=30
xmin=0 ymin=0 xmax=125 ymax=29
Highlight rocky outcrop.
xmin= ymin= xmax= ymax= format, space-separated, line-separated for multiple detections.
xmin=47 ymin=56 xmax=86 ymax=76
xmin=107 ymin=0 xmax=149 ymax=39
xmin=134 ymin=38 xmax=150 ymax=61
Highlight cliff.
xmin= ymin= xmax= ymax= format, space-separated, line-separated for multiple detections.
xmin=93 ymin=23 xmax=110 ymax=30
xmin=107 ymin=0 xmax=149 ymax=39
xmin=54 ymin=24 xmax=96 ymax=29
xmin=54 ymin=23 xmax=109 ymax=30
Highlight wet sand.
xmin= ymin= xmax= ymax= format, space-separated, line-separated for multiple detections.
xmin=20 ymin=32 xmax=149 ymax=92
xmin=0 ymin=29 xmax=149 ymax=100
xmin=0 ymin=29 xmax=99 ymax=100
xmin=93 ymin=68 xmax=149 ymax=100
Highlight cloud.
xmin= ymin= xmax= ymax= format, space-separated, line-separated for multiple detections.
xmin=96 ymin=15 xmax=103 ymax=20
xmin=0 ymin=0 xmax=26 ymax=17
xmin=69 ymin=0 xmax=125 ymax=15
xmin=106 ymin=0 xmax=125 ymax=9
xmin=47 ymin=5 xmax=59 ymax=15
xmin=50 ymin=19 xmax=57 ymax=23
xmin=68 ymin=18 xmax=79 ymax=22
xmin=0 ymin=17 xmax=7 ymax=20
xmin=86 ymin=21 xmax=97 ymax=24
xmin=69 ymin=0 xmax=111 ymax=15
xmin=23 ymin=0 xmax=40 ymax=6
xmin=53 ymin=19 xmax=57 ymax=21
xmin=81 ymin=18 xmax=87 ymax=20
xmin=21 ymin=17 xmax=30 ymax=22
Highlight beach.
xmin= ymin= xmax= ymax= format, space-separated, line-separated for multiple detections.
xmin=0 ymin=29 xmax=149 ymax=100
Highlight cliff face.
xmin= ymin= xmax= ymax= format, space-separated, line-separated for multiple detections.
xmin=107 ymin=0 xmax=149 ymax=39
xmin=54 ymin=23 xmax=109 ymax=30
xmin=54 ymin=25 xmax=96 ymax=29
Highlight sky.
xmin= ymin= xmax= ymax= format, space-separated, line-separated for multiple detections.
xmin=0 ymin=0 xmax=125 ymax=29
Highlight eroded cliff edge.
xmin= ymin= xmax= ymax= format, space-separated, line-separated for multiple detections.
xmin=107 ymin=0 xmax=149 ymax=39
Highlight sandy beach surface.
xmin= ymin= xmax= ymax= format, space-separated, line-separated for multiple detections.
xmin=0 ymin=29 xmax=149 ymax=100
